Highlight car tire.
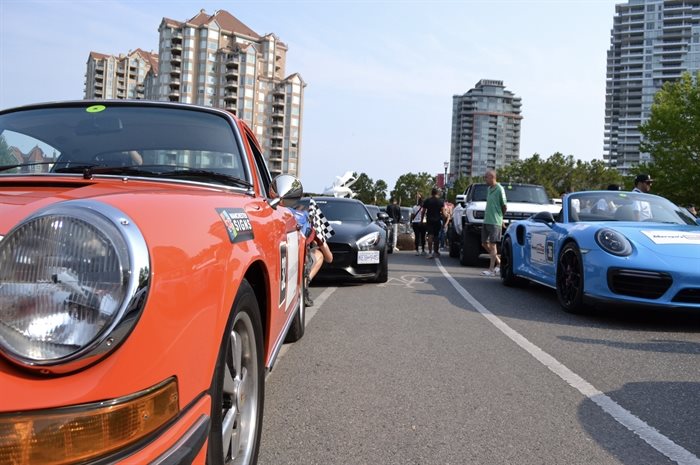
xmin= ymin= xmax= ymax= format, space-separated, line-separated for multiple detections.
xmin=501 ymin=237 xmax=525 ymax=287
xmin=448 ymin=227 xmax=460 ymax=258
xmin=556 ymin=243 xmax=587 ymax=313
xmin=374 ymin=256 xmax=389 ymax=283
xmin=459 ymin=229 xmax=481 ymax=266
xmin=208 ymin=279 xmax=264 ymax=465
xmin=285 ymin=276 xmax=306 ymax=343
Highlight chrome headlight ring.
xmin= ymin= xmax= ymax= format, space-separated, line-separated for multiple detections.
xmin=595 ymin=228 xmax=633 ymax=257
xmin=0 ymin=200 xmax=150 ymax=374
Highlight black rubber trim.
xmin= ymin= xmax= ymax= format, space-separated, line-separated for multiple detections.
xmin=150 ymin=415 xmax=210 ymax=465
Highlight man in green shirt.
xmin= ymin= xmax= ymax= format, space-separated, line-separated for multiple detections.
xmin=481 ymin=169 xmax=507 ymax=276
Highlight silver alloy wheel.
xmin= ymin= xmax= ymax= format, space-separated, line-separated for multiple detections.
xmin=221 ymin=311 xmax=259 ymax=464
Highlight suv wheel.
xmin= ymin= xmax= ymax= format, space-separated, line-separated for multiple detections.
xmin=459 ymin=229 xmax=481 ymax=266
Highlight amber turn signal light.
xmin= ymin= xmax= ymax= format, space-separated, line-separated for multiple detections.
xmin=0 ymin=378 xmax=179 ymax=465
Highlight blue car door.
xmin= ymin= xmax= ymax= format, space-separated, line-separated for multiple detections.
xmin=524 ymin=220 xmax=561 ymax=286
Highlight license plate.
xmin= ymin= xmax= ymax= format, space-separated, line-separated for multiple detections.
xmin=357 ymin=251 xmax=380 ymax=264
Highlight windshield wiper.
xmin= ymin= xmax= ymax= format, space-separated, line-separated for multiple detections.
xmin=59 ymin=164 xmax=253 ymax=189
xmin=155 ymin=168 xmax=253 ymax=189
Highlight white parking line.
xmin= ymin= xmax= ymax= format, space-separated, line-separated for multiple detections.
xmin=268 ymin=287 xmax=337 ymax=379
xmin=435 ymin=259 xmax=700 ymax=465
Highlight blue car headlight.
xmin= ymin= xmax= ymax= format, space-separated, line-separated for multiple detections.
xmin=0 ymin=200 xmax=150 ymax=373
xmin=357 ymin=231 xmax=381 ymax=251
xmin=595 ymin=228 xmax=632 ymax=256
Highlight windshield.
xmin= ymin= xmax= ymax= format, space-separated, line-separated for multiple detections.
xmin=567 ymin=192 xmax=697 ymax=225
xmin=365 ymin=205 xmax=380 ymax=219
xmin=299 ymin=199 xmax=372 ymax=223
xmin=471 ymin=184 xmax=550 ymax=204
xmin=0 ymin=104 xmax=248 ymax=182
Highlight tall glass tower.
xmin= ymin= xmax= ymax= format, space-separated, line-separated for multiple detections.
xmin=604 ymin=0 xmax=700 ymax=174
xmin=450 ymin=79 xmax=522 ymax=179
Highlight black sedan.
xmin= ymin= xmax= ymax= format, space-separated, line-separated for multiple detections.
xmin=298 ymin=197 xmax=388 ymax=283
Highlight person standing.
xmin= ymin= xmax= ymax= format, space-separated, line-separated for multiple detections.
xmin=632 ymin=174 xmax=653 ymax=221
xmin=423 ymin=187 xmax=445 ymax=259
xmin=481 ymin=169 xmax=507 ymax=276
xmin=386 ymin=198 xmax=402 ymax=253
xmin=410 ymin=197 xmax=426 ymax=255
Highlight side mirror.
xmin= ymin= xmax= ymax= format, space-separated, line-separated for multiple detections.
xmin=377 ymin=212 xmax=390 ymax=221
xmin=532 ymin=211 xmax=555 ymax=225
xmin=268 ymin=174 xmax=303 ymax=209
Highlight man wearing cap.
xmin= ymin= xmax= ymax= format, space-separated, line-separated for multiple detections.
xmin=632 ymin=174 xmax=653 ymax=220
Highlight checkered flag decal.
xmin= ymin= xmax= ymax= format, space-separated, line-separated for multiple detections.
xmin=309 ymin=198 xmax=335 ymax=243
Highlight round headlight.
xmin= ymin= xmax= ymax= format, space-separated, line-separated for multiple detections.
xmin=595 ymin=228 xmax=632 ymax=256
xmin=0 ymin=201 xmax=149 ymax=373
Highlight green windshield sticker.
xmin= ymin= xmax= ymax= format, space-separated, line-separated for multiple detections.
xmin=86 ymin=105 xmax=106 ymax=113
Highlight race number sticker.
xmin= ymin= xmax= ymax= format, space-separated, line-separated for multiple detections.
xmin=278 ymin=232 xmax=300 ymax=310
xmin=641 ymin=230 xmax=700 ymax=245
xmin=530 ymin=233 xmax=547 ymax=264
xmin=546 ymin=241 xmax=554 ymax=263
xmin=217 ymin=208 xmax=254 ymax=243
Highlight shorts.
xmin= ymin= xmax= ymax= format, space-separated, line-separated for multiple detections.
xmin=425 ymin=220 xmax=442 ymax=238
xmin=481 ymin=224 xmax=502 ymax=244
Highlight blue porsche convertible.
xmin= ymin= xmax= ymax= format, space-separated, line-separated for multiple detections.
xmin=500 ymin=190 xmax=700 ymax=313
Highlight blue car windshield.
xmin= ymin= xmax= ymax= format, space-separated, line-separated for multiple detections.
xmin=567 ymin=192 xmax=697 ymax=225
xmin=0 ymin=104 xmax=247 ymax=182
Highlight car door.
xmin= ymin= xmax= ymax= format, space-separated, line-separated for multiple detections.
xmin=523 ymin=217 xmax=560 ymax=287
xmin=240 ymin=126 xmax=302 ymax=340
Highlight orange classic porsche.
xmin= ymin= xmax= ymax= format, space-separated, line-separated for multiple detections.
xmin=0 ymin=101 xmax=308 ymax=465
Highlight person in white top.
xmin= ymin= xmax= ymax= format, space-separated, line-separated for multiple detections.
xmin=410 ymin=197 xmax=427 ymax=255
xmin=632 ymin=174 xmax=653 ymax=221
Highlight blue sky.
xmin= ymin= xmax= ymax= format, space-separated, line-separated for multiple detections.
xmin=0 ymin=0 xmax=619 ymax=194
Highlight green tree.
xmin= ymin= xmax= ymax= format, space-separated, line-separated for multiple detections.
xmin=639 ymin=71 xmax=700 ymax=206
xmin=372 ymin=179 xmax=388 ymax=205
xmin=351 ymin=172 xmax=376 ymax=204
xmin=499 ymin=152 xmax=623 ymax=198
xmin=0 ymin=135 xmax=15 ymax=166
xmin=448 ymin=175 xmax=474 ymax=202
xmin=391 ymin=172 xmax=435 ymax=206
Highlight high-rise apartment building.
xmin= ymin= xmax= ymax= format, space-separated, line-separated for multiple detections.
xmin=146 ymin=9 xmax=305 ymax=178
xmin=450 ymin=79 xmax=522 ymax=179
xmin=84 ymin=49 xmax=158 ymax=100
xmin=604 ymin=0 xmax=700 ymax=174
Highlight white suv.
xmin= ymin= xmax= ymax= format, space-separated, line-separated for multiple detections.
xmin=450 ymin=183 xmax=561 ymax=266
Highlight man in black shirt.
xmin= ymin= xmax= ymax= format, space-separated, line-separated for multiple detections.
xmin=423 ymin=188 xmax=445 ymax=258
xmin=386 ymin=198 xmax=402 ymax=252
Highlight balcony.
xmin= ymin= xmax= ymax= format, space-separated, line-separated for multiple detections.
xmin=225 ymin=68 xmax=238 ymax=79
xmin=171 ymin=42 xmax=182 ymax=52
xmin=170 ymin=52 xmax=182 ymax=65
xmin=168 ymin=89 xmax=180 ymax=99
xmin=226 ymin=59 xmax=239 ymax=69
xmin=170 ymin=67 xmax=181 ymax=77
xmin=225 ymin=79 xmax=238 ymax=89
xmin=224 ymin=102 xmax=236 ymax=111
xmin=271 ymin=129 xmax=283 ymax=139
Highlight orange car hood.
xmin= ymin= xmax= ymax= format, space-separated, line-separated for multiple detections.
xmin=0 ymin=177 xmax=228 ymax=234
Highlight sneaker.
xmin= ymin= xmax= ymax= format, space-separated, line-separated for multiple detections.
xmin=393 ymin=247 xmax=400 ymax=253
xmin=481 ymin=270 xmax=495 ymax=276
xmin=493 ymin=266 xmax=500 ymax=275
xmin=304 ymin=294 xmax=314 ymax=307
xmin=415 ymin=251 xmax=421 ymax=256
xmin=421 ymin=250 xmax=427 ymax=256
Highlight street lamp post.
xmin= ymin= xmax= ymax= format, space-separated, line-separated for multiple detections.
xmin=443 ymin=161 xmax=449 ymax=200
